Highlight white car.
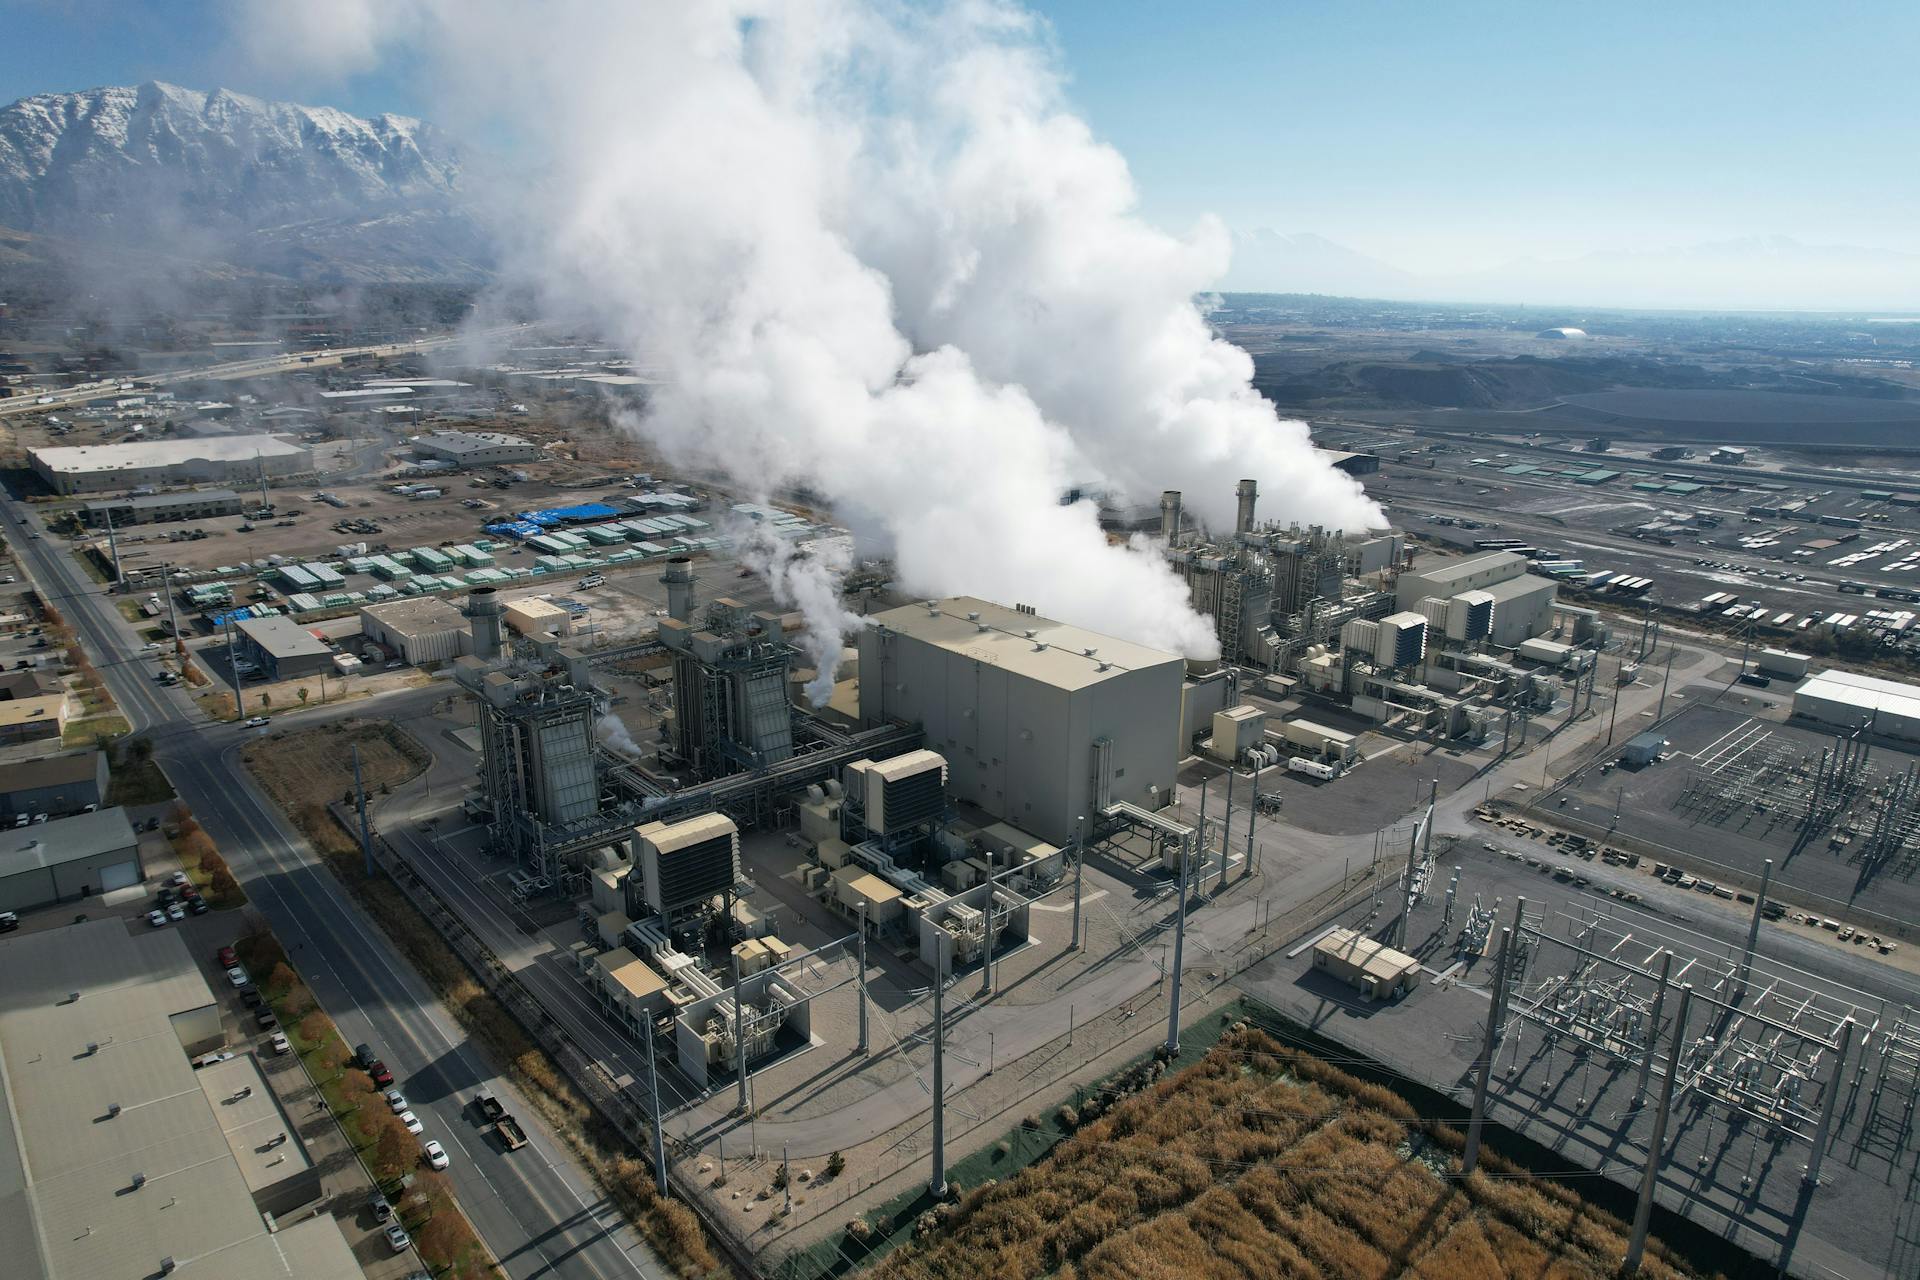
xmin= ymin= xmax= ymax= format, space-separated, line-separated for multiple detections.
xmin=385 ymin=1089 xmax=408 ymax=1112
xmin=399 ymin=1109 xmax=423 ymax=1135
xmin=169 ymin=870 xmax=189 ymax=887
xmin=422 ymin=1140 xmax=449 ymax=1170
xmin=269 ymin=1032 xmax=291 ymax=1055
xmin=384 ymin=1222 xmax=412 ymax=1253
xmin=226 ymin=966 xmax=249 ymax=988
xmin=146 ymin=909 xmax=168 ymax=928
xmin=166 ymin=903 xmax=186 ymax=922
xmin=245 ymin=716 xmax=271 ymax=728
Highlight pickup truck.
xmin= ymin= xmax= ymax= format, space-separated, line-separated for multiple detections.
xmin=474 ymin=1091 xmax=528 ymax=1151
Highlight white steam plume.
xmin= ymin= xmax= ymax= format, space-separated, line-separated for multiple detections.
xmin=595 ymin=714 xmax=643 ymax=758
xmin=735 ymin=526 xmax=867 ymax=708
xmin=232 ymin=0 xmax=1383 ymax=659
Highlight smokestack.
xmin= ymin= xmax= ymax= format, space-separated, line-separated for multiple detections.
xmin=466 ymin=587 xmax=503 ymax=660
xmin=1236 ymin=478 xmax=1258 ymax=535
xmin=662 ymin=556 xmax=696 ymax=622
xmin=1160 ymin=490 xmax=1183 ymax=542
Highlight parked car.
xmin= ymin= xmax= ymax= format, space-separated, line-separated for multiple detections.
xmin=165 ymin=903 xmax=185 ymax=922
xmin=354 ymin=1043 xmax=376 ymax=1069
xmin=226 ymin=966 xmax=249 ymax=987
xmin=157 ymin=886 xmax=176 ymax=906
xmin=169 ymin=870 xmax=189 ymax=887
xmin=146 ymin=909 xmax=168 ymax=928
xmin=385 ymin=1089 xmax=408 ymax=1112
xmin=245 ymin=716 xmax=271 ymax=728
xmin=240 ymin=988 xmax=262 ymax=1008
xmin=255 ymin=1007 xmax=278 ymax=1030
xmin=187 ymin=897 xmax=210 ymax=916
xmin=369 ymin=1060 xmax=395 ymax=1087
xmin=369 ymin=1193 xmax=393 ymax=1223
xmin=422 ymin=1139 xmax=449 ymax=1171
xmin=400 ymin=1110 xmax=423 ymax=1135
xmin=385 ymin=1222 xmax=412 ymax=1253
xmin=269 ymin=1032 xmax=291 ymax=1055
xmin=0 ymin=911 xmax=19 ymax=933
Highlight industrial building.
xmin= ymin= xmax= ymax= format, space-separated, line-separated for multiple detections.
xmin=28 ymin=435 xmax=313 ymax=495
xmin=506 ymin=596 xmax=573 ymax=638
xmin=857 ymin=597 xmax=1183 ymax=846
xmin=1311 ymin=927 xmax=1420 ymax=1000
xmin=0 ymin=919 xmax=358 ymax=1280
xmin=411 ymin=430 xmax=541 ymax=467
xmin=232 ymin=615 xmax=334 ymax=681
xmin=1793 ymin=668 xmax=1920 ymax=743
xmin=660 ymin=575 xmax=796 ymax=778
xmin=0 ymin=749 xmax=109 ymax=819
xmin=1395 ymin=550 xmax=1557 ymax=649
xmin=1619 ymin=730 xmax=1667 ymax=768
xmin=79 ymin=488 xmax=244 ymax=527
xmin=359 ymin=595 xmax=471 ymax=665
xmin=0 ymin=693 xmax=66 ymax=745
xmin=0 ymin=806 xmax=142 ymax=909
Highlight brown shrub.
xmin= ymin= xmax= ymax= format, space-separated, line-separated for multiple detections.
xmin=372 ymin=1118 xmax=415 ymax=1183
xmin=297 ymin=1011 xmax=330 ymax=1046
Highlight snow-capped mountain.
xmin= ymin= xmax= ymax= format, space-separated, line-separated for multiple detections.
xmin=0 ymin=81 xmax=485 ymax=283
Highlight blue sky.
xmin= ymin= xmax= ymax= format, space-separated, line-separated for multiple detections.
xmin=2 ymin=0 xmax=1912 ymax=276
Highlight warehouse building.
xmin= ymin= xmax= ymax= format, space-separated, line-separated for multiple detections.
xmin=0 ymin=749 xmax=109 ymax=820
xmin=28 ymin=435 xmax=313 ymax=496
xmin=233 ymin=615 xmax=334 ymax=681
xmin=411 ymin=430 xmax=540 ymax=467
xmin=1311 ymin=927 xmax=1421 ymax=1001
xmin=0 ymin=806 xmax=141 ymax=909
xmin=359 ymin=595 xmax=471 ymax=665
xmin=1396 ymin=551 xmax=1557 ymax=648
xmin=0 ymin=920 xmax=359 ymax=1280
xmin=80 ymin=487 xmax=244 ymax=527
xmin=857 ymin=596 xmax=1184 ymax=846
xmin=0 ymin=693 xmax=66 ymax=746
xmin=1793 ymin=668 xmax=1920 ymax=743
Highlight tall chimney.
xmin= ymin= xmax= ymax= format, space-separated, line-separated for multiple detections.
xmin=1236 ymin=478 xmax=1259 ymax=535
xmin=465 ymin=587 xmax=503 ymax=660
xmin=662 ymin=556 xmax=696 ymax=622
xmin=1159 ymin=490 xmax=1183 ymax=542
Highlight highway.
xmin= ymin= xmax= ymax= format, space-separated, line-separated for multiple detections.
xmin=0 ymin=498 xmax=668 ymax=1280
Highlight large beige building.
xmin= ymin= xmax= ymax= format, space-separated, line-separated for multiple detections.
xmin=856 ymin=597 xmax=1184 ymax=845
xmin=0 ymin=919 xmax=359 ymax=1280
xmin=1395 ymin=551 xmax=1557 ymax=649
xmin=29 ymin=435 xmax=313 ymax=495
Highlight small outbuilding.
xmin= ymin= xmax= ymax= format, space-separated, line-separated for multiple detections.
xmin=1620 ymin=730 xmax=1667 ymax=768
xmin=1312 ymin=928 xmax=1420 ymax=1001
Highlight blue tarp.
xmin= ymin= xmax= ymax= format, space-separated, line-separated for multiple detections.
xmin=513 ymin=502 xmax=623 ymax=527
xmin=484 ymin=519 xmax=545 ymax=540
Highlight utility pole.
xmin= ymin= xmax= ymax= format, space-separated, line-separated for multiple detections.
xmin=1164 ymin=833 xmax=1191 ymax=1055
xmin=1218 ymin=765 xmax=1234 ymax=892
xmin=1244 ymin=773 xmax=1258 ymax=880
xmin=1803 ymin=1017 xmax=1855 ymax=1187
xmin=1656 ymin=642 xmax=1676 ymax=722
xmin=102 ymin=504 xmax=122 ymax=590
xmin=1399 ymin=821 xmax=1421 ymax=948
xmin=980 ymin=862 xmax=1000 ymax=998
xmin=930 ymin=944 xmax=947 ymax=1198
xmin=733 ymin=955 xmax=749 ymax=1115
xmin=1422 ymin=778 xmax=1437 ymax=856
xmin=856 ymin=902 xmax=869 ymax=1056
xmin=1624 ymin=983 xmax=1693 ymax=1275
xmin=645 ymin=1020 xmax=668 ymax=1197
xmin=1606 ymin=663 xmax=1623 ymax=747
xmin=1070 ymin=815 xmax=1085 ymax=950
xmin=782 ymin=1140 xmax=791 ymax=1217
xmin=1462 ymin=926 xmax=1514 ymax=1175
xmin=352 ymin=743 xmax=374 ymax=878
xmin=1632 ymin=950 xmax=1674 ymax=1105
xmin=1735 ymin=858 xmax=1773 ymax=1002
xmin=225 ymin=615 xmax=245 ymax=720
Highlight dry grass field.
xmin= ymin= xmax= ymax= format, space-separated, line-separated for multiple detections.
xmin=870 ymin=1026 xmax=1705 ymax=1280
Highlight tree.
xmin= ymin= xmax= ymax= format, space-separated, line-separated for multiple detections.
xmin=297 ymin=686 xmax=309 ymax=705
xmin=210 ymin=866 xmax=241 ymax=904
xmin=339 ymin=1068 xmax=375 ymax=1108
xmin=261 ymin=691 xmax=272 ymax=710
xmin=373 ymin=1118 xmax=415 ymax=1183
xmin=298 ymin=1011 xmax=330 ymax=1048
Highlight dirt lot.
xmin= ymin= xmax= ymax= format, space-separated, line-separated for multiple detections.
xmin=242 ymin=717 xmax=430 ymax=812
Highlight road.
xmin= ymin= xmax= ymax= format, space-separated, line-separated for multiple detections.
xmin=0 ymin=500 xmax=667 ymax=1280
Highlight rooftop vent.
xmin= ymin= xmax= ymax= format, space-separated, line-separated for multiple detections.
xmin=1083 ymin=647 xmax=1097 ymax=657
xmin=131 ymin=1172 xmax=146 ymax=1190
xmin=1033 ymin=642 xmax=1048 ymax=652
xmin=1023 ymin=629 xmax=1037 ymax=639
xmin=160 ymin=1258 xmax=175 ymax=1275
xmin=966 ymin=611 xmax=980 ymax=622
xmin=108 ymin=1103 xmax=122 ymax=1119
xmin=85 ymin=1042 xmax=99 ymax=1056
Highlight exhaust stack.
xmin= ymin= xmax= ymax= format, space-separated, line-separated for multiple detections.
xmin=1236 ymin=478 xmax=1258 ymax=534
xmin=1159 ymin=490 xmax=1183 ymax=542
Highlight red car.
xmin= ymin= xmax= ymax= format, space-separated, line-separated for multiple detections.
xmin=216 ymin=945 xmax=238 ymax=968
xmin=369 ymin=1060 xmax=395 ymax=1087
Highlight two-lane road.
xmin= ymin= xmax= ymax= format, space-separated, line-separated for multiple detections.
xmin=0 ymin=498 xmax=667 ymax=1280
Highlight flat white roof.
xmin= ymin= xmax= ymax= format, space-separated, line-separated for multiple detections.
xmin=869 ymin=596 xmax=1182 ymax=693
xmin=1797 ymin=668 xmax=1920 ymax=724
xmin=29 ymin=435 xmax=307 ymax=475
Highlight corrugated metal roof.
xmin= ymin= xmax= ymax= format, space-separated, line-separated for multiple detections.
xmin=868 ymin=597 xmax=1182 ymax=693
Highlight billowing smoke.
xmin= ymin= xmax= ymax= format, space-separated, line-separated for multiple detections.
xmin=595 ymin=713 xmax=643 ymax=758
xmin=233 ymin=1 xmax=1382 ymax=660
xmin=734 ymin=526 xmax=867 ymax=708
